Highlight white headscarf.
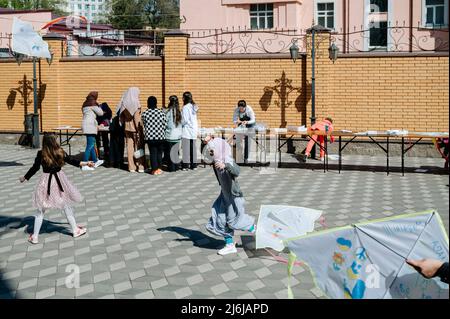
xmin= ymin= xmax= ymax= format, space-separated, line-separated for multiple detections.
xmin=207 ymin=137 xmax=233 ymax=164
xmin=117 ymin=87 xmax=141 ymax=116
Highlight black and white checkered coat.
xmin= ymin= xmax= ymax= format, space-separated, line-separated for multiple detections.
xmin=142 ymin=108 xmax=167 ymax=141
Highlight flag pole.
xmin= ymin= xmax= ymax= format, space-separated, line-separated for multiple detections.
xmin=32 ymin=57 xmax=40 ymax=149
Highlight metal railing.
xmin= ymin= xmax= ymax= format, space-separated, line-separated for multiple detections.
xmin=186 ymin=23 xmax=449 ymax=55
xmin=63 ymin=29 xmax=167 ymax=57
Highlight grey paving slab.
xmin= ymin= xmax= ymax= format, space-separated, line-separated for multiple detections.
xmin=0 ymin=144 xmax=448 ymax=299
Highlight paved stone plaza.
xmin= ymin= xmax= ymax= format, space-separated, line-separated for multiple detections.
xmin=0 ymin=144 xmax=448 ymax=299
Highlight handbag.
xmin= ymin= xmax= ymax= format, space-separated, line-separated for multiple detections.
xmin=134 ymin=148 xmax=144 ymax=159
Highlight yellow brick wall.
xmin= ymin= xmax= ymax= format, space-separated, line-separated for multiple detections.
xmin=314 ymin=54 xmax=449 ymax=132
xmin=0 ymin=60 xmax=35 ymax=131
xmin=57 ymin=59 xmax=163 ymax=129
xmin=185 ymin=58 xmax=305 ymax=128
xmin=0 ymin=34 xmax=448 ymax=133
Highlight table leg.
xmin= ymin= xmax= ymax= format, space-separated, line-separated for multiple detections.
xmin=278 ymin=134 xmax=281 ymax=167
xmin=324 ymin=137 xmax=327 ymax=173
xmin=402 ymin=137 xmax=405 ymax=176
xmin=339 ymin=136 xmax=342 ymax=174
xmin=387 ymin=136 xmax=390 ymax=176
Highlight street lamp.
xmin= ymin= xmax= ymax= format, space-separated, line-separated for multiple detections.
xmin=289 ymin=39 xmax=299 ymax=63
xmin=13 ymin=50 xmax=53 ymax=149
xmin=328 ymin=42 xmax=339 ymax=63
xmin=290 ymin=25 xmax=332 ymax=159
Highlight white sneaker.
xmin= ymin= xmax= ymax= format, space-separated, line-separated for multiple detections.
xmin=94 ymin=160 xmax=104 ymax=168
xmin=82 ymin=166 xmax=95 ymax=171
xmin=73 ymin=226 xmax=87 ymax=238
xmin=28 ymin=234 xmax=38 ymax=244
xmin=218 ymin=243 xmax=237 ymax=255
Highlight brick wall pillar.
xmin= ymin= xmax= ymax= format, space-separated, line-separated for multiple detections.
xmin=163 ymin=30 xmax=190 ymax=102
xmin=41 ymin=33 xmax=65 ymax=131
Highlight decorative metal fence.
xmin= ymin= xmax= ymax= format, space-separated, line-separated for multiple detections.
xmin=187 ymin=24 xmax=448 ymax=56
xmin=186 ymin=28 xmax=306 ymax=55
xmin=1 ymin=24 xmax=447 ymax=59
xmin=64 ymin=29 xmax=166 ymax=57
xmin=0 ymin=33 xmax=12 ymax=58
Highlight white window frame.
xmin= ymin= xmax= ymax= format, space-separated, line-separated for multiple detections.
xmin=422 ymin=0 xmax=448 ymax=28
xmin=314 ymin=0 xmax=336 ymax=30
xmin=249 ymin=3 xmax=274 ymax=30
xmin=364 ymin=0 xmax=393 ymax=51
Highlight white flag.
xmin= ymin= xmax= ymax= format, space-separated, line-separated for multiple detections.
xmin=11 ymin=17 xmax=51 ymax=59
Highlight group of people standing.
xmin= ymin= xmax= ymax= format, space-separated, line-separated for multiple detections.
xmin=81 ymin=89 xmax=260 ymax=174
xmin=80 ymin=89 xmax=200 ymax=175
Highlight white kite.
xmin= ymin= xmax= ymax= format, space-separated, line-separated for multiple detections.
xmin=11 ymin=17 xmax=51 ymax=59
xmin=284 ymin=210 xmax=449 ymax=299
xmin=256 ymin=205 xmax=322 ymax=252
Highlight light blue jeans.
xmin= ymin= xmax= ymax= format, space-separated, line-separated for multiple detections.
xmin=83 ymin=134 xmax=98 ymax=162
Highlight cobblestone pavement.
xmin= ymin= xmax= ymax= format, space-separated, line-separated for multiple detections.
xmin=0 ymin=144 xmax=448 ymax=299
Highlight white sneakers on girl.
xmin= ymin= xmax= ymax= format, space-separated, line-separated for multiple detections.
xmin=73 ymin=226 xmax=87 ymax=238
xmin=218 ymin=243 xmax=237 ymax=255
xmin=94 ymin=160 xmax=104 ymax=168
xmin=28 ymin=234 xmax=38 ymax=244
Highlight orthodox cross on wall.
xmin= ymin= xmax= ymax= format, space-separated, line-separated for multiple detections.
xmin=262 ymin=71 xmax=302 ymax=127
xmin=7 ymin=74 xmax=33 ymax=112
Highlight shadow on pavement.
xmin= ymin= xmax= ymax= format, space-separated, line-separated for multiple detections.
xmin=0 ymin=270 xmax=16 ymax=299
xmin=157 ymin=226 xmax=224 ymax=250
xmin=0 ymin=161 xmax=24 ymax=167
xmin=0 ymin=215 xmax=70 ymax=237
xmin=281 ymin=159 xmax=449 ymax=175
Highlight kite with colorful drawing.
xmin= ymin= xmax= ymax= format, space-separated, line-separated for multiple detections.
xmin=280 ymin=210 xmax=448 ymax=299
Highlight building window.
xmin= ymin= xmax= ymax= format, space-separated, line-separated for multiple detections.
xmin=92 ymin=4 xmax=96 ymax=10
xmin=250 ymin=3 xmax=273 ymax=29
xmin=316 ymin=1 xmax=335 ymax=29
xmin=370 ymin=0 xmax=388 ymax=13
xmin=369 ymin=21 xmax=387 ymax=47
xmin=366 ymin=0 xmax=388 ymax=49
xmin=78 ymin=4 xmax=82 ymax=10
xmin=99 ymin=5 xmax=103 ymax=10
xmin=423 ymin=0 xmax=448 ymax=27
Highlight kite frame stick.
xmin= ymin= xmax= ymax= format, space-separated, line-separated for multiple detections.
xmin=353 ymin=224 xmax=408 ymax=260
xmin=380 ymin=212 xmax=436 ymax=299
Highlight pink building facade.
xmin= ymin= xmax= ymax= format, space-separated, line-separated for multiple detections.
xmin=181 ymin=0 xmax=449 ymax=53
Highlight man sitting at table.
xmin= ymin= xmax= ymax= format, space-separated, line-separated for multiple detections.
xmin=233 ymin=100 xmax=256 ymax=164
xmin=300 ymin=117 xmax=334 ymax=162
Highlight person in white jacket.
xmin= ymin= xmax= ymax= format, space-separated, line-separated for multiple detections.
xmin=181 ymin=92 xmax=199 ymax=170
xmin=81 ymin=91 xmax=104 ymax=170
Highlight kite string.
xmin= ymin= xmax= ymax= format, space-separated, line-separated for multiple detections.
xmin=264 ymin=216 xmax=326 ymax=266
xmin=319 ymin=216 xmax=328 ymax=229
xmin=264 ymin=248 xmax=304 ymax=266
